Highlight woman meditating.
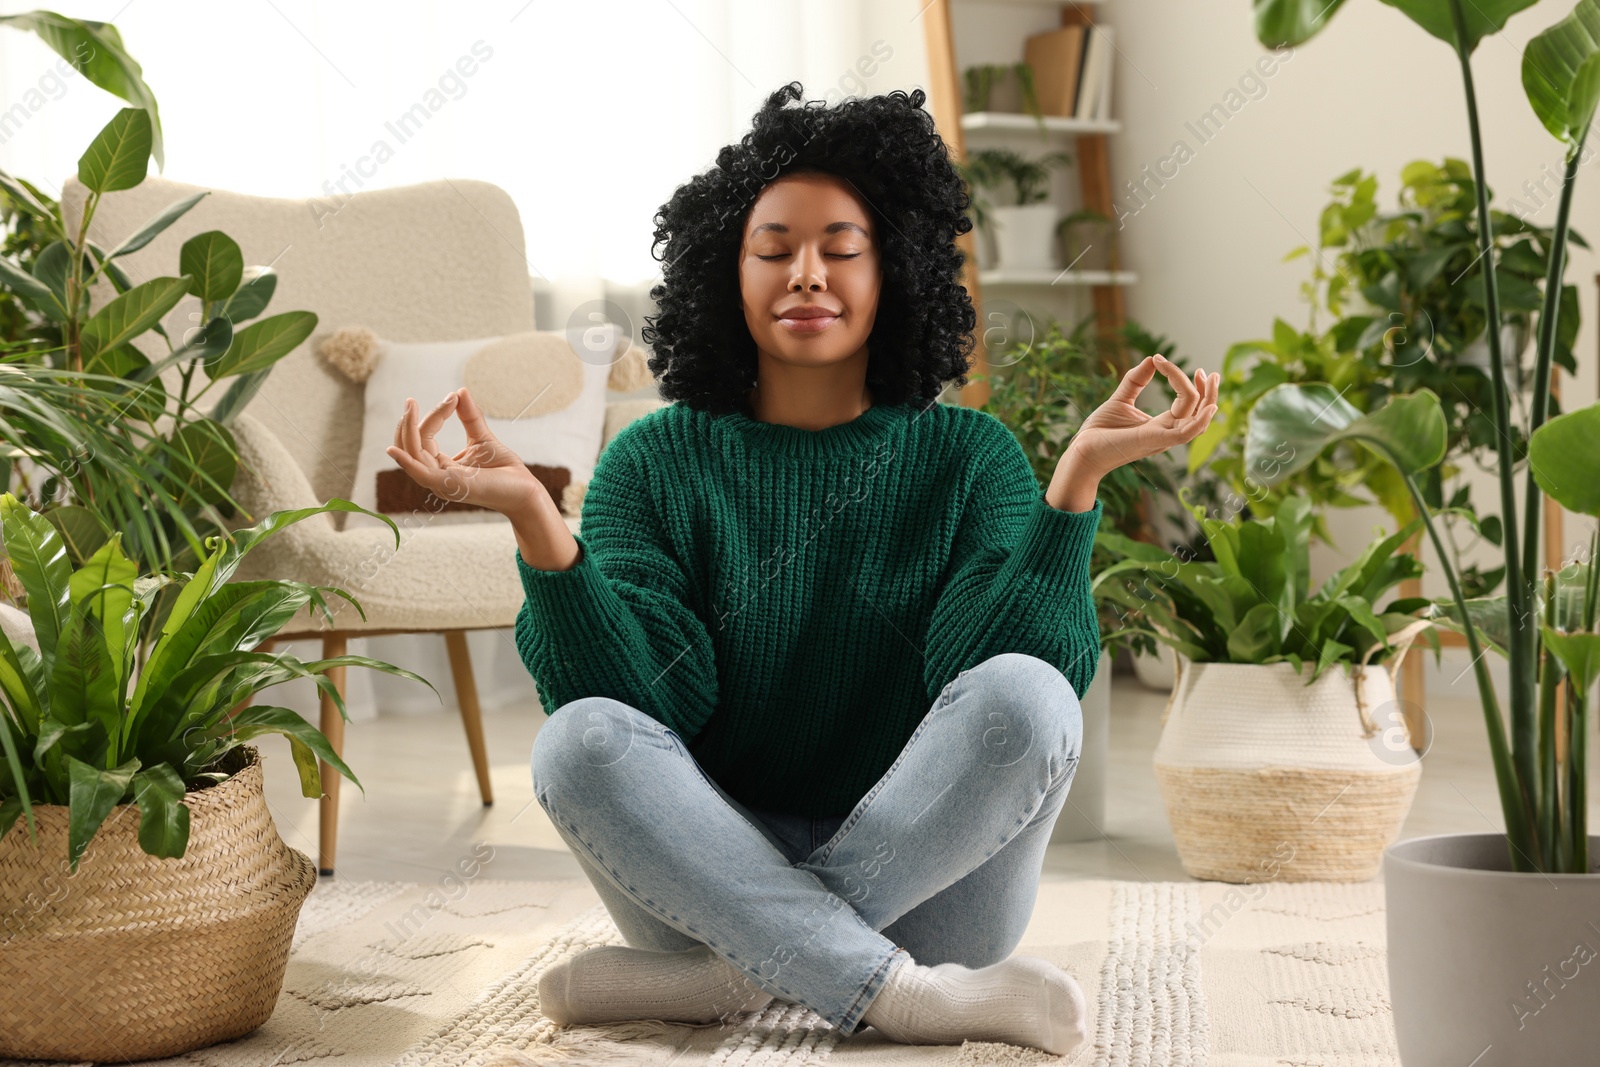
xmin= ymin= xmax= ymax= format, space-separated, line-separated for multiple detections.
xmin=385 ymin=83 xmax=1218 ymax=1056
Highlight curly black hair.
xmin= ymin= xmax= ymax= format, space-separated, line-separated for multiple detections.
xmin=639 ymin=82 xmax=978 ymax=418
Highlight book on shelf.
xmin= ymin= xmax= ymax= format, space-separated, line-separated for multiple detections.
xmin=1021 ymin=23 xmax=1113 ymax=123
xmin=1075 ymin=26 xmax=1113 ymax=121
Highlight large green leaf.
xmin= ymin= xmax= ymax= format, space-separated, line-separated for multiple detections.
xmin=1378 ymin=0 xmax=1540 ymax=54
xmin=48 ymin=603 xmax=120 ymax=766
xmin=166 ymin=419 xmax=238 ymax=508
xmin=130 ymin=763 xmax=190 ymax=858
xmin=104 ymin=191 xmax=209 ymax=260
xmin=224 ymin=704 xmax=361 ymax=796
xmin=0 ymin=493 xmax=72 ymax=672
xmin=1529 ymin=401 xmax=1600 ymax=515
xmin=0 ymin=256 xmax=60 ymax=311
xmin=1543 ymin=627 xmax=1600 ymax=691
xmin=67 ymin=533 xmax=137 ymax=704
xmin=127 ymin=317 xmax=234 ymax=384
xmin=0 ymin=15 xmax=165 ymax=168
xmin=1244 ymin=384 xmax=1447 ymax=487
xmin=179 ymin=231 xmax=244 ymax=302
xmin=79 ymin=276 xmax=192 ymax=363
xmin=75 ymin=107 xmax=152 ymax=194
xmin=205 ymin=311 xmax=317 ymax=379
xmin=220 ymin=269 xmax=277 ymax=323
xmin=65 ymin=754 xmax=139 ymax=872
xmin=1523 ymin=0 xmax=1600 ymax=144
xmin=1254 ymin=0 xmax=1348 ymax=47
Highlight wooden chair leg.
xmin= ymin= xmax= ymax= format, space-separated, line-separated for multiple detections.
xmin=444 ymin=630 xmax=494 ymax=806
xmin=318 ymin=633 xmax=348 ymax=877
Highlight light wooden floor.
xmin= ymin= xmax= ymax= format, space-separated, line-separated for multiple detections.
xmin=259 ymin=666 xmax=1598 ymax=886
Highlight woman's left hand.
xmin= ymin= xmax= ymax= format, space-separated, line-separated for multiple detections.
xmin=1046 ymin=353 xmax=1220 ymax=513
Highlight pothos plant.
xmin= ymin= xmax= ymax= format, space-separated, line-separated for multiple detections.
xmin=1250 ymin=0 xmax=1600 ymax=875
xmin=0 ymin=493 xmax=438 ymax=872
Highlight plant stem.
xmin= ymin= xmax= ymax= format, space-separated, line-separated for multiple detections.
xmin=1537 ymin=571 xmax=1560 ymax=867
xmin=1401 ymin=465 xmax=1538 ymax=867
xmin=1448 ymin=0 xmax=1538 ymax=834
xmin=1522 ymin=139 xmax=1585 ymax=586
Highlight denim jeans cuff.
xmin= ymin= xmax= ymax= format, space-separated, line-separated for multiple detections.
xmin=835 ymin=945 xmax=908 ymax=1035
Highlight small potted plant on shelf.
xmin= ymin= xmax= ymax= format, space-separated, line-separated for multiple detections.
xmin=0 ymin=493 xmax=437 ymax=1063
xmin=961 ymin=62 xmax=1048 ymax=136
xmin=960 ymin=147 xmax=1071 ymax=272
xmin=1249 ymin=0 xmax=1600 ymax=1060
xmin=1095 ymin=493 xmax=1436 ymax=882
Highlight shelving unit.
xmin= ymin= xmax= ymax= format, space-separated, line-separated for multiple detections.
xmin=920 ymin=0 xmax=1127 ymax=409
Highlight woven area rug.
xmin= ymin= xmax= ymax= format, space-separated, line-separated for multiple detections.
xmin=2 ymin=876 xmax=1400 ymax=1067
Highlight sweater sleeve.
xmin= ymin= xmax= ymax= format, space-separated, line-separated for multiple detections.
xmin=921 ymin=420 xmax=1104 ymax=707
xmin=512 ymin=432 xmax=718 ymax=741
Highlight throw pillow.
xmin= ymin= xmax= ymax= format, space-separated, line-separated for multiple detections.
xmin=327 ymin=325 xmax=634 ymax=530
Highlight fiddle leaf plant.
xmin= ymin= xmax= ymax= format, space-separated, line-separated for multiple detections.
xmin=0 ymin=493 xmax=439 ymax=872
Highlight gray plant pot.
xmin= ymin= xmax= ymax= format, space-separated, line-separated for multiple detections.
xmin=1050 ymin=650 xmax=1110 ymax=843
xmin=1384 ymin=832 xmax=1600 ymax=1065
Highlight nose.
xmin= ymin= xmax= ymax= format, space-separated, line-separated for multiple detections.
xmin=789 ymin=244 xmax=826 ymax=292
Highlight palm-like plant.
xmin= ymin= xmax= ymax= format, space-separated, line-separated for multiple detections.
xmin=1245 ymin=0 xmax=1600 ymax=874
xmin=0 ymin=494 xmax=438 ymax=872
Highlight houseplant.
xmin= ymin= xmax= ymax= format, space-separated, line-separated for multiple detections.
xmin=1095 ymin=492 xmax=1434 ymax=880
xmin=0 ymin=492 xmax=437 ymax=1061
xmin=961 ymin=61 xmax=1047 ymax=135
xmin=959 ymin=147 xmax=1071 ymax=270
xmin=1250 ymin=1 xmax=1600 ymax=1059
xmin=2 ymin=106 xmax=316 ymax=582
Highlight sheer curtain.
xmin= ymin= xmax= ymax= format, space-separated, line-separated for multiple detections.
xmin=1 ymin=0 xmax=930 ymax=723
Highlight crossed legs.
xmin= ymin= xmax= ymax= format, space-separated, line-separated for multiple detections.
xmin=529 ymin=651 xmax=1083 ymax=1037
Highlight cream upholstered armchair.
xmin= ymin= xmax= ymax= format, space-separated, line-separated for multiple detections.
xmin=65 ymin=174 xmax=665 ymax=876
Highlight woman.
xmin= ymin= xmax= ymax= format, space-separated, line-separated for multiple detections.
xmin=386 ymin=83 xmax=1218 ymax=1056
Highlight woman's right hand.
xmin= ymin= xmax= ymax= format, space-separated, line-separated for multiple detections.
xmin=385 ymin=386 xmax=549 ymax=520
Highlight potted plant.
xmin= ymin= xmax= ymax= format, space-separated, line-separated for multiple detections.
xmin=1095 ymin=493 xmax=1435 ymax=881
xmin=1249 ymin=2 xmax=1599 ymax=1059
xmin=0 ymin=493 xmax=437 ymax=1062
xmin=960 ymin=147 xmax=1071 ymax=271
xmin=961 ymin=62 xmax=1047 ymax=135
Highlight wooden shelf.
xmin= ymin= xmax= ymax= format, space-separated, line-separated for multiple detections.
xmin=962 ymin=111 xmax=1120 ymax=135
xmin=979 ymin=268 xmax=1137 ymax=287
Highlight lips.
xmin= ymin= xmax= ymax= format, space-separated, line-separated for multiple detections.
xmin=776 ymin=305 xmax=841 ymax=333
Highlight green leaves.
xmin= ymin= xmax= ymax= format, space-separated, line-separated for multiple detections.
xmin=0 ymin=15 xmax=165 ymax=168
xmin=76 ymin=107 xmax=152 ymax=194
xmin=179 ymin=231 xmax=244 ymax=302
xmin=79 ymin=276 xmax=193 ymax=365
xmin=0 ymin=492 xmax=73 ymax=676
xmin=1378 ymin=0 xmax=1540 ymax=54
xmin=1254 ymin=0 xmax=1537 ymax=51
xmin=1245 ymin=384 xmax=1448 ymax=487
xmin=1529 ymin=401 xmax=1600 ymax=515
xmin=130 ymin=763 xmax=189 ymax=858
xmin=204 ymin=311 xmax=318 ymax=380
xmin=1523 ymin=0 xmax=1600 ymax=145
xmin=1253 ymin=0 xmax=1348 ymax=47
xmin=65 ymin=754 xmax=139 ymax=873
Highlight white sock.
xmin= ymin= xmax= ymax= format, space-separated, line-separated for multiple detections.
xmin=862 ymin=954 xmax=1090 ymax=1055
xmin=537 ymin=943 xmax=774 ymax=1025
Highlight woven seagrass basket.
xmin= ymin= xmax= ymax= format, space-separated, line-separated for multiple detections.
xmin=0 ymin=744 xmax=317 ymax=1062
xmin=1152 ymin=623 xmax=1430 ymax=883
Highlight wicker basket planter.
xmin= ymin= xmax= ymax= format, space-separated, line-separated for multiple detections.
xmin=0 ymin=745 xmax=316 ymax=1062
xmin=1152 ymin=653 xmax=1422 ymax=883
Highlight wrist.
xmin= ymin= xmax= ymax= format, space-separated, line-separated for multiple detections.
xmin=1048 ymin=442 xmax=1104 ymax=513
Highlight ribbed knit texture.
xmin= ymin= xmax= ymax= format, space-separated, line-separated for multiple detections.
xmin=513 ymin=397 xmax=1103 ymax=816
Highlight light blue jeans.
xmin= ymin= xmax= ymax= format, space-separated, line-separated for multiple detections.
xmin=530 ymin=651 xmax=1083 ymax=1035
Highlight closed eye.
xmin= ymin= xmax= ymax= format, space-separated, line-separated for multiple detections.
xmin=756 ymin=253 xmax=861 ymax=260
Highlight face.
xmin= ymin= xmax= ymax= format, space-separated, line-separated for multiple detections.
xmin=738 ymin=170 xmax=882 ymax=373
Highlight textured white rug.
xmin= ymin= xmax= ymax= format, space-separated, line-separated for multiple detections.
xmin=3 ymin=876 xmax=1400 ymax=1066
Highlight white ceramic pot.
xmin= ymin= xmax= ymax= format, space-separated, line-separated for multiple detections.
xmin=1050 ymin=650 xmax=1110 ymax=843
xmin=991 ymin=203 xmax=1059 ymax=271
xmin=1130 ymin=646 xmax=1174 ymax=691
xmin=1384 ymin=832 xmax=1600 ymax=1066
xmin=1152 ymin=651 xmax=1424 ymax=882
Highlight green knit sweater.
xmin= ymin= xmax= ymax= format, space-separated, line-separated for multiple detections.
xmin=513 ymin=398 xmax=1103 ymax=816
